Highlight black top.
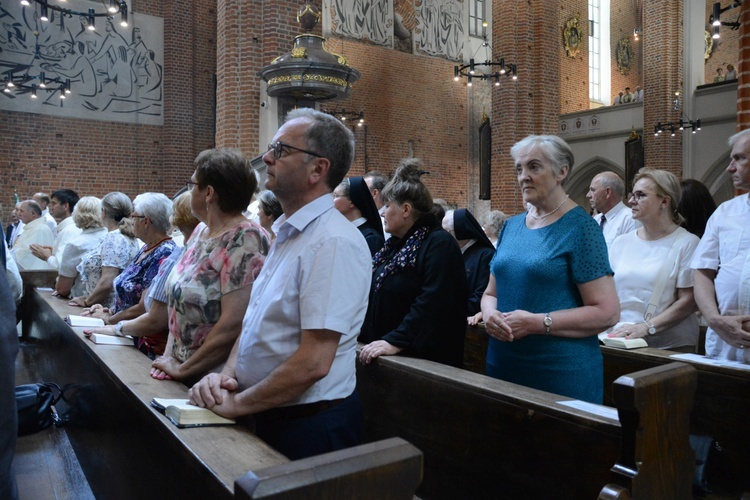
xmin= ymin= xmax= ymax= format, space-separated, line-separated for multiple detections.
xmin=349 ymin=177 xmax=383 ymax=237
xmin=359 ymin=215 xmax=467 ymax=367
xmin=359 ymin=224 xmax=385 ymax=257
xmin=453 ymin=209 xmax=495 ymax=315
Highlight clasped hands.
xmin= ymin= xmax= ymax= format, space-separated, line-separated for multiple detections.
xmin=482 ymin=310 xmax=537 ymax=342
xmin=712 ymin=315 xmax=750 ymax=350
xmin=188 ymin=373 xmax=242 ymax=418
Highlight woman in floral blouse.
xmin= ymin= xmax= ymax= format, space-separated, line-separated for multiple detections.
xmin=151 ymin=149 xmax=270 ymax=383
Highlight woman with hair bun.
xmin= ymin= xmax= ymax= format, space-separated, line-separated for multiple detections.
xmin=70 ymin=192 xmax=139 ymax=309
xmin=359 ymin=159 xmax=467 ymax=367
xmin=607 ymin=168 xmax=700 ymax=351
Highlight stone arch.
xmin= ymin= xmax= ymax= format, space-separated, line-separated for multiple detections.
xmin=699 ymin=152 xmax=734 ymax=204
xmin=567 ymin=156 xmax=625 ymax=209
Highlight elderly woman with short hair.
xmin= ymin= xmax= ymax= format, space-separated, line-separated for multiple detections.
xmin=481 ymin=135 xmax=619 ymax=404
xmin=85 ymin=191 xmax=201 ymax=359
xmin=258 ymin=190 xmax=283 ymax=243
xmin=54 ymin=196 xmax=108 ymax=298
xmin=83 ymin=192 xmax=177 ymax=325
xmin=70 ymin=192 xmax=139 ymax=309
xmin=150 ymin=149 xmax=270 ymax=382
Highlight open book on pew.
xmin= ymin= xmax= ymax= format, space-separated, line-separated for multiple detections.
xmin=65 ymin=314 xmax=105 ymax=327
xmin=601 ymin=337 xmax=648 ymax=349
xmin=151 ymin=398 xmax=236 ymax=428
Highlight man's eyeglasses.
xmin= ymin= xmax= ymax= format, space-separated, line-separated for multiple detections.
xmin=185 ymin=180 xmax=199 ymax=190
xmin=267 ymin=141 xmax=322 ymax=160
xmin=131 ymin=215 xmax=148 ymax=221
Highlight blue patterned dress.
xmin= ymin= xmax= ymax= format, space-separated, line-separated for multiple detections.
xmin=486 ymin=206 xmax=612 ymax=403
xmin=112 ymin=239 xmax=177 ymax=313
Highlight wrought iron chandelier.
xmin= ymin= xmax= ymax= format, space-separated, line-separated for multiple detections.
xmin=453 ymin=22 xmax=517 ymax=87
xmin=3 ymin=71 xmax=71 ymax=101
xmin=18 ymin=0 xmax=129 ymax=31
xmin=654 ymin=90 xmax=701 ymax=137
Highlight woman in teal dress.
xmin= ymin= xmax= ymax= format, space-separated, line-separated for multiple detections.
xmin=480 ymin=135 xmax=620 ymax=403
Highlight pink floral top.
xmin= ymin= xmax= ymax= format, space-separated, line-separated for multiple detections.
xmin=167 ymin=220 xmax=269 ymax=363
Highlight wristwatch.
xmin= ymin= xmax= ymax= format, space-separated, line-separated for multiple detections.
xmin=543 ymin=313 xmax=552 ymax=335
xmin=644 ymin=320 xmax=656 ymax=335
xmin=115 ymin=321 xmax=125 ymax=336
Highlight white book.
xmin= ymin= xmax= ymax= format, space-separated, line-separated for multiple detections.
xmin=84 ymin=333 xmax=134 ymax=346
xmin=65 ymin=315 xmax=105 ymax=327
xmin=150 ymin=398 xmax=236 ymax=428
xmin=602 ymin=337 xmax=648 ymax=349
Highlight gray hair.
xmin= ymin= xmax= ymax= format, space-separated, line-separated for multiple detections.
xmin=596 ymin=172 xmax=626 ymax=197
xmin=728 ymin=129 xmax=750 ymax=147
xmin=73 ymin=196 xmax=103 ymax=230
xmin=484 ymin=210 xmax=507 ymax=238
xmin=363 ymin=170 xmax=388 ymax=193
xmin=21 ymin=200 xmax=42 ymax=217
xmin=510 ymin=135 xmax=575 ymax=184
xmin=285 ymin=108 xmax=355 ymax=190
xmin=443 ymin=209 xmax=455 ymax=232
xmin=259 ymin=190 xmax=283 ymax=220
xmin=133 ymin=192 xmax=173 ymax=233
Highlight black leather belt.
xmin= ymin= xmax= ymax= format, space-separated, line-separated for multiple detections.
xmin=257 ymin=398 xmax=346 ymax=421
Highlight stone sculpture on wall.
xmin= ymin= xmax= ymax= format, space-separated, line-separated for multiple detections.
xmin=0 ymin=0 xmax=164 ymax=125
xmin=323 ymin=0 xmax=466 ymax=61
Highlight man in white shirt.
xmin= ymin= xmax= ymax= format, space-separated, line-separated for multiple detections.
xmin=32 ymin=192 xmax=58 ymax=234
xmin=30 ymin=189 xmax=81 ymax=270
xmin=587 ymin=172 xmax=641 ymax=248
xmin=189 ymin=108 xmax=372 ymax=459
xmin=692 ymin=129 xmax=750 ymax=361
xmin=10 ymin=200 xmax=55 ymax=270
xmin=634 ymin=85 xmax=644 ymax=102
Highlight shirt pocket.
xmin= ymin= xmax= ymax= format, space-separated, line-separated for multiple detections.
xmin=719 ymin=229 xmax=743 ymax=264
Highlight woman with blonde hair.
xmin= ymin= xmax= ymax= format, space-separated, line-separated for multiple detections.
xmin=607 ymin=168 xmax=700 ymax=350
xmin=54 ymin=196 xmax=108 ymax=298
xmin=70 ymin=192 xmax=139 ymax=308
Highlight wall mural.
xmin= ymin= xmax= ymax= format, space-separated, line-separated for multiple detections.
xmin=323 ymin=0 xmax=465 ymax=61
xmin=0 ymin=0 xmax=164 ymax=125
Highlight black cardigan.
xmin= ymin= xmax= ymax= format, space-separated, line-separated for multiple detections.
xmin=359 ymin=219 xmax=467 ymax=368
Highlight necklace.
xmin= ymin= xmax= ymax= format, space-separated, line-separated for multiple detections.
xmin=144 ymin=236 xmax=172 ymax=253
xmin=529 ymin=195 xmax=569 ymax=220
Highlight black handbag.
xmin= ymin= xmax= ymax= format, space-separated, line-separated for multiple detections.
xmin=15 ymin=382 xmax=67 ymax=436
xmin=689 ymin=434 xmax=719 ymax=495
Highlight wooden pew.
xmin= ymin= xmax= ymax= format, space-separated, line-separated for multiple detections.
xmin=601 ymin=345 xmax=750 ymax=494
xmin=17 ymin=287 xmax=423 ymax=499
xmin=466 ymin=322 xmax=750 ymax=496
xmin=357 ymin=352 xmax=697 ymax=499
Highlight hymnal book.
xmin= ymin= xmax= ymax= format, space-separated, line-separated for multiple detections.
xmin=602 ymin=337 xmax=648 ymax=349
xmin=150 ymin=398 xmax=236 ymax=428
xmin=65 ymin=315 xmax=105 ymax=327
xmin=84 ymin=333 xmax=134 ymax=346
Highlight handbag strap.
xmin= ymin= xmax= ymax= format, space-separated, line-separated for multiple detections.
xmin=644 ymin=228 xmax=687 ymax=322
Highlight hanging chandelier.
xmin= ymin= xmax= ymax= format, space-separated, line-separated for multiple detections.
xmin=3 ymin=71 xmax=71 ymax=101
xmin=18 ymin=0 xmax=129 ymax=31
xmin=453 ymin=22 xmax=517 ymax=87
xmin=654 ymin=90 xmax=701 ymax=137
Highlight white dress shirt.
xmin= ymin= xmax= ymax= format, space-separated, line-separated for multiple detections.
xmin=593 ymin=201 xmax=641 ymax=248
xmin=691 ymin=193 xmax=750 ymax=363
xmin=235 ymin=194 xmax=372 ymax=405
xmin=46 ymin=217 xmax=82 ymax=270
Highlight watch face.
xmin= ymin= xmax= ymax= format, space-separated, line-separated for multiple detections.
xmin=649 ymin=326 xmax=656 ymax=335
xmin=544 ymin=316 xmax=552 ymax=326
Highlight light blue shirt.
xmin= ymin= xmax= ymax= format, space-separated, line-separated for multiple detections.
xmin=235 ymin=194 xmax=372 ymax=405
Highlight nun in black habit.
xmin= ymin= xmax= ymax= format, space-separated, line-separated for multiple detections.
xmin=445 ymin=209 xmax=496 ymax=316
xmin=334 ymin=177 xmax=385 ymax=256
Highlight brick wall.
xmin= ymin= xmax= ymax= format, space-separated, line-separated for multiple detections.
xmin=610 ymin=0 xmax=643 ymax=100
xmin=738 ymin=1 xmax=750 ymax=131
xmin=643 ymin=0 xmax=683 ymax=175
xmin=1 ymin=0 xmax=216 ymax=221
xmin=559 ymin=0 xmax=590 ymax=114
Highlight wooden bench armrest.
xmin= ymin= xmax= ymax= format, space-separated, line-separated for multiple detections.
xmin=235 ymin=437 xmax=423 ymax=499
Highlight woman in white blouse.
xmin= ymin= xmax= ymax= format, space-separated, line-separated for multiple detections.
xmin=54 ymin=197 xmax=108 ymax=298
xmin=607 ymin=168 xmax=700 ymax=351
